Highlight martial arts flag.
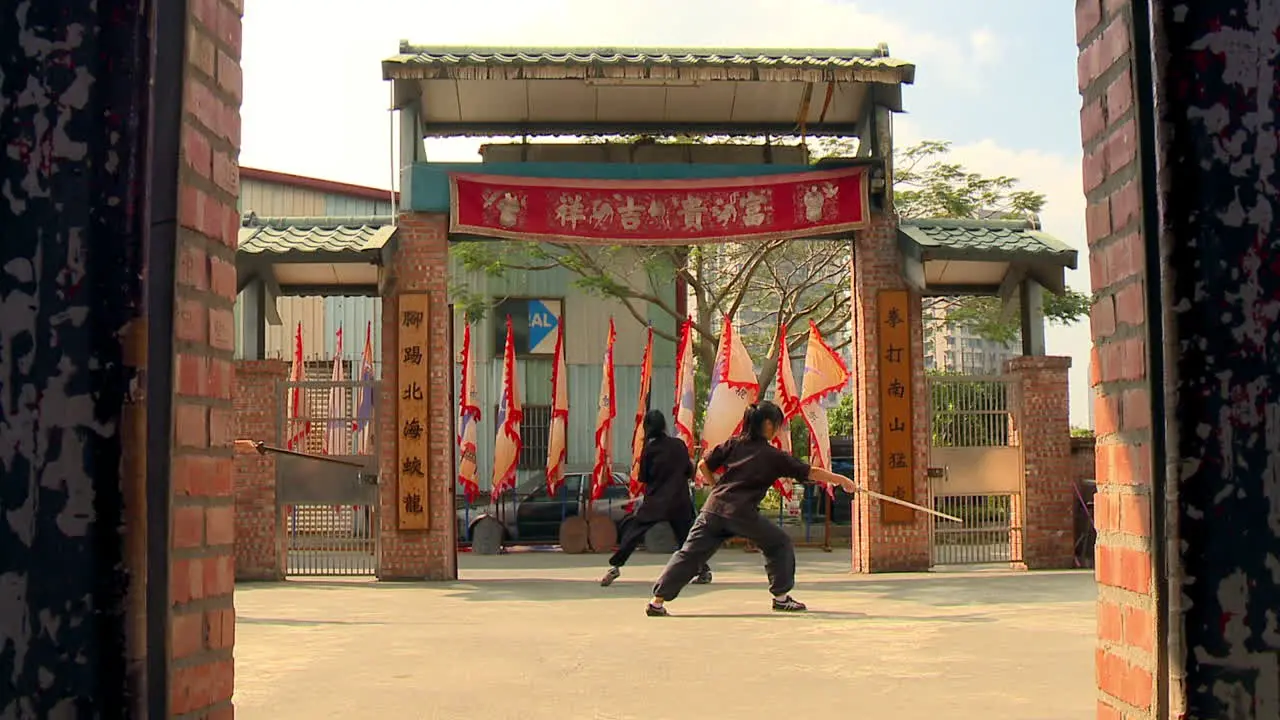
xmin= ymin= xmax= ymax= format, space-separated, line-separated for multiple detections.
xmin=772 ymin=326 xmax=803 ymax=500
xmin=457 ymin=323 xmax=482 ymax=504
xmin=286 ymin=322 xmax=309 ymax=451
xmin=699 ymin=316 xmax=759 ymax=483
xmin=353 ymin=322 xmax=376 ymax=455
xmin=322 ymin=326 xmax=345 ymax=455
xmin=591 ymin=319 xmax=618 ymax=501
xmin=491 ymin=316 xmax=523 ymax=500
xmin=628 ymin=324 xmax=654 ymax=498
xmin=546 ymin=324 xmax=569 ymax=496
xmin=799 ymin=321 xmax=850 ymax=495
xmin=672 ymin=318 xmax=697 ymax=458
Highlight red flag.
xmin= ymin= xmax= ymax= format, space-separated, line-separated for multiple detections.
xmin=546 ymin=324 xmax=569 ymax=496
xmin=591 ymin=319 xmax=618 ymax=501
xmin=286 ymin=322 xmax=309 ymax=451
xmin=799 ymin=322 xmax=850 ymax=496
xmin=628 ymin=325 xmax=654 ymax=498
xmin=672 ymin=318 xmax=696 ymax=458
xmin=771 ymin=326 xmax=801 ymax=500
xmin=698 ymin=316 xmax=759 ymax=484
xmin=322 ymin=326 xmax=345 ymax=455
xmin=491 ymin=317 xmax=523 ymax=500
xmin=457 ymin=324 xmax=482 ymax=504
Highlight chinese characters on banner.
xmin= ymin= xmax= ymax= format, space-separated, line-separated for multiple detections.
xmin=877 ymin=290 xmax=915 ymax=524
xmin=448 ymin=166 xmax=870 ymax=246
xmin=397 ymin=294 xmax=430 ymax=530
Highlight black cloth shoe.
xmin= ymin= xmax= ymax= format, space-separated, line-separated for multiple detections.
xmin=600 ymin=567 xmax=621 ymax=587
xmin=692 ymin=570 xmax=713 ymax=585
xmin=646 ymin=603 xmax=670 ymax=617
xmin=771 ymin=596 xmax=807 ymax=613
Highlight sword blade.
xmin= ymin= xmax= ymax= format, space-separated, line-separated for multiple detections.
xmin=857 ymin=488 xmax=963 ymax=523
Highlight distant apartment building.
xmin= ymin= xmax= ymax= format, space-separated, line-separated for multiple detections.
xmin=923 ymin=303 xmax=1020 ymax=375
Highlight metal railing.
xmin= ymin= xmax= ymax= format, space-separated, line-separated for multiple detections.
xmin=931 ymin=493 xmax=1020 ymax=565
xmin=284 ymin=504 xmax=377 ymax=576
xmin=929 ymin=375 xmax=1015 ymax=448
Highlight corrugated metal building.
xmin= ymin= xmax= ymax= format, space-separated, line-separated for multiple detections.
xmin=451 ymin=252 xmax=679 ymax=492
xmin=232 ymin=168 xmax=681 ymax=493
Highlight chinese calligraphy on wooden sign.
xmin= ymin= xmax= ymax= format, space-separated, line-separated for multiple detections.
xmin=397 ymin=294 xmax=429 ymax=530
xmin=448 ymin=167 xmax=870 ymax=246
xmin=878 ymin=290 xmax=915 ymax=524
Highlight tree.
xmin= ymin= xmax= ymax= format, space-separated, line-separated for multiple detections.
xmin=891 ymin=140 xmax=1093 ymax=343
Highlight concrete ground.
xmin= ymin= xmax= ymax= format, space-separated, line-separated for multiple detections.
xmin=233 ymin=550 xmax=1096 ymax=720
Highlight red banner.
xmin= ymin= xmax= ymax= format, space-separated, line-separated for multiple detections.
xmin=448 ymin=166 xmax=871 ymax=245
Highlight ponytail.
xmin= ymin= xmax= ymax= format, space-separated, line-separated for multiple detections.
xmin=737 ymin=400 xmax=785 ymax=442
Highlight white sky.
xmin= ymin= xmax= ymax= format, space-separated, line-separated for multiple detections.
xmin=240 ymin=0 xmax=1094 ymax=427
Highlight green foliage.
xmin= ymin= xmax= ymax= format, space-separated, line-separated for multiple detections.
xmin=893 ymin=140 xmax=1091 ymax=343
xmin=1071 ymin=426 xmax=1095 ymax=438
xmin=827 ymin=393 xmax=855 ymax=437
xmin=895 ymin=140 xmax=1047 ymax=220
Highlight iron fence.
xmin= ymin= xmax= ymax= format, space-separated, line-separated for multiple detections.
xmin=284 ymin=504 xmax=377 ymax=576
xmin=929 ymin=375 xmax=1015 ymax=448
xmin=931 ymin=493 xmax=1020 ymax=565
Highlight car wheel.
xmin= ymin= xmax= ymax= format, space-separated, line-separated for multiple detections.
xmin=643 ymin=522 xmax=678 ymax=554
xmin=470 ymin=516 xmax=505 ymax=555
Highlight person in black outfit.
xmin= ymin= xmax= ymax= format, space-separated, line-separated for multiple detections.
xmin=600 ymin=410 xmax=712 ymax=587
xmin=646 ymin=401 xmax=857 ymax=617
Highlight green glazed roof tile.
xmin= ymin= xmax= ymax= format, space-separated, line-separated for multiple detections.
xmin=238 ymin=216 xmax=396 ymax=255
xmin=898 ymin=218 xmax=1077 ymax=268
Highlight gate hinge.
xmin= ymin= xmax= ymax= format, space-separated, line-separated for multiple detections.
xmin=358 ymin=473 xmax=380 ymax=486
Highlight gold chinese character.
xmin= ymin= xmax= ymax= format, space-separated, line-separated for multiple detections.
xmin=590 ymin=199 xmax=615 ymax=227
xmin=889 ymin=417 xmax=905 ymax=432
xmin=402 ymin=346 xmax=423 ymax=365
xmin=678 ymin=195 xmax=707 ymax=231
xmin=885 ymin=345 xmax=905 ymax=364
xmin=886 ymin=307 xmax=904 ymax=328
xmin=887 ymin=379 xmax=906 ymax=399
xmin=402 ymin=383 xmax=423 ymax=401
xmin=555 ymin=194 xmax=586 ymax=228
xmin=740 ymin=190 xmax=770 ymax=227
xmin=617 ymin=196 xmax=644 ymax=230
xmin=888 ymin=452 xmax=908 ymax=470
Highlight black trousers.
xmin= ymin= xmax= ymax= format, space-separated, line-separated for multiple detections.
xmin=652 ymin=511 xmax=795 ymax=601
xmin=609 ymin=507 xmax=708 ymax=575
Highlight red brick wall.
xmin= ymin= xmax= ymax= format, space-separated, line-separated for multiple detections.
xmin=850 ymin=212 xmax=931 ymax=572
xmin=234 ymin=360 xmax=288 ymax=581
xmin=379 ymin=212 xmax=456 ymax=579
xmin=171 ymin=0 xmax=242 ymax=713
xmin=1077 ymin=0 xmax=1158 ymax=717
xmin=1007 ymin=356 xmax=1074 ymax=569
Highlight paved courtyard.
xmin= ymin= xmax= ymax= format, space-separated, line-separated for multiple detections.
xmin=233 ymin=550 xmax=1096 ymax=720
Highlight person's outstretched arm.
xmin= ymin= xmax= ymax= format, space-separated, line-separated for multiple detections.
xmin=809 ymin=466 xmax=857 ymax=493
xmin=697 ymin=459 xmax=718 ymax=487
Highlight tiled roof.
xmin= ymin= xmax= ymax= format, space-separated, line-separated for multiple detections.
xmin=384 ymin=44 xmax=916 ymax=84
xmin=238 ymin=216 xmax=396 ymax=256
xmin=898 ymin=218 xmax=1078 ymax=268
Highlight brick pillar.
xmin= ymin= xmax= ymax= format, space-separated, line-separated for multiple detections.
xmin=1077 ymin=1 xmax=1157 ymax=717
xmin=170 ymin=0 xmax=243 ymax=713
xmin=234 ymin=360 xmax=288 ymax=581
xmin=378 ymin=212 xmax=456 ymax=580
xmin=1007 ymin=356 xmax=1074 ymax=569
xmin=850 ymin=212 xmax=931 ymax=573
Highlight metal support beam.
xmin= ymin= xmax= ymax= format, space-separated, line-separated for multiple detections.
xmin=1019 ymin=280 xmax=1046 ymax=356
xmin=239 ymin=278 xmax=267 ymax=359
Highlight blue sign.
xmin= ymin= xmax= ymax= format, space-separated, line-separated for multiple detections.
xmin=527 ymin=299 xmax=562 ymax=354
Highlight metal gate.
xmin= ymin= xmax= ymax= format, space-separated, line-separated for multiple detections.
xmin=927 ymin=375 xmax=1023 ymax=566
xmin=278 ymin=376 xmax=380 ymax=576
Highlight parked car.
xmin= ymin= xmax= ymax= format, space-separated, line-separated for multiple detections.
xmin=456 ymin=470 xmax=639 ymax=544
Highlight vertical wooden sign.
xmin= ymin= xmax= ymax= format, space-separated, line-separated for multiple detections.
xmin=877 ymin=290 xmax=916 ymax=524
xmin=397 ymin=294 xmax=430 ymax=530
